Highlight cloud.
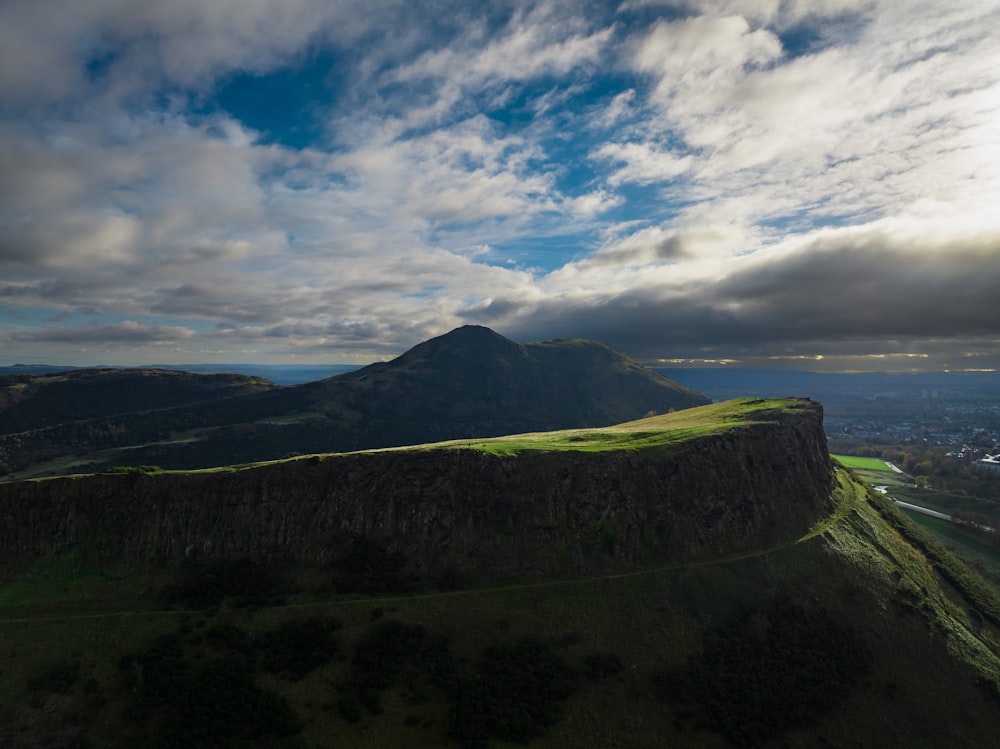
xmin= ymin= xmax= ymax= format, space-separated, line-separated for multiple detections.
xmin=11 ymin=320 xmax=196 ymax=348
xmin=0 ymin=0 xmax=399 ymax=111
xmin=1 ymin=0 xmax=999 ymax=367
xmin=467 ymin=223 xmax=1000 ymax=360
xmin=594 ymin=141 xmax=692 ymax=186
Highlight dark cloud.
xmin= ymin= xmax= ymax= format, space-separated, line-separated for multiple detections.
xmin=486 ymin=231 xmax=1000 ymax=361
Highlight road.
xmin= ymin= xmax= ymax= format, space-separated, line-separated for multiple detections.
xmin=892 ymin=499 xmax=952 ymax=521
xmin=893 ymin=499 xmax=996 ymax=534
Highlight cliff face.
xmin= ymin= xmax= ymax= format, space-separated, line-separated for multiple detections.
xmin=0 ymin=400 xmax=832 ymax=582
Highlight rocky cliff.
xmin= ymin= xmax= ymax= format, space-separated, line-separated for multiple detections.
xmin=0 ymin=399 xmax=832 ymax=583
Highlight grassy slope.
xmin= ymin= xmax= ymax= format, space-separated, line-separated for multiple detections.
xmin=834 ymin=454 xmax=1000 ymax=594
xmin=419 ymin=397 xmax=799 ymax=456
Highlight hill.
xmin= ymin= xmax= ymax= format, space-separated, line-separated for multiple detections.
xmin=0 ymin=368 xmax=278 ymax=435
xmin=3 ymin=398 xmax=1000 ymax=747
xmin=0 ymin=326 xmax=708 ymax=478
xmin=0 ymin=398 xmax=829 ymax=582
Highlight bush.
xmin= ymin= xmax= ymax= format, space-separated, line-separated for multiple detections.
xmin=119 ymin=632 xmax=301 ymax=746
xmin=582 ymin=652 xmax=623 ymax=681
xmin=351 ymin=621 xmax=428 ymax=691
xmin=337 ymin=697 xmax=361 ymax=723
xmin=161 ymin=557 xmax=288 ymax=609
xmin=448 ymin=638 xmax=576 ymax=748
xmin=329 ymin=536 xmax=413 ymax=594
xmin=668 ymin=598 xmax=872 ymax=747
xmin=258 ymin=617 xmax=340 ymax=681
xmin=31 ymin=659 xmax=80 ymax=694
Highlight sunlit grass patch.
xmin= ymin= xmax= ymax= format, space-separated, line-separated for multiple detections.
xmin=832 ymin=455 xmax=897 ymax=472
xmin=414 ymin=398 xmax=808 ymax=457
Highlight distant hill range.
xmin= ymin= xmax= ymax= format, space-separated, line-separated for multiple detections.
xmin=0 ymin=325 xmax=708 ymax=478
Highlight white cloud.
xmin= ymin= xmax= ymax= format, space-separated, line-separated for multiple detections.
xmin=631 ymin=15 xmax=782 ymax=96
xmin=594 ymin=141 xmax=692 ymax=186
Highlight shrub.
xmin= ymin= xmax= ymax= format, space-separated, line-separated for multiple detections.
xmin=668 ymin=597 xmax=872 ymax=747
xmin=258 ymin=617 xmax=340 ymax=680
xmin=448 ymin=638 xmax=576 ymax=748
xmin=161 ymin=557 xmax=288 ymax=609
xmin=329 ymin=535 xmax=412 ymax=594
xmin=31 ymin=659 xmax=80 ymax=694
xmin=337 ymin=697 xmax=361 ymax=723
xmin=351 ymin=621 xmax=427 ymax=691
xmin=119 ymin=633 xmax=301 ymax=746
xmin=582 ymin=652 xmax=623 ymax=681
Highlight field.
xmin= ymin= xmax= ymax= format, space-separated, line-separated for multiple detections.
xmin=831 ymin=454 xmax=898 ymax=472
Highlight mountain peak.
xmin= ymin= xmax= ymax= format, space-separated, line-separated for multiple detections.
xmin=427 ymin=325 xmax=515 ymax=346
xmin=395 ymin=325 xmax=523 ymax=363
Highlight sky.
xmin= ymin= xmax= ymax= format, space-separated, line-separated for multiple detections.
xmin=1 ymin=0 xmax=999 ymax=372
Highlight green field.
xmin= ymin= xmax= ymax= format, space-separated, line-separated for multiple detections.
xmin=832 ymin=454 xmax=897 ymax=472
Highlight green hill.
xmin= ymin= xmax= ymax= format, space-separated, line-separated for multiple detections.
xmin=2 ymin=398 xmax=1000 ymax=747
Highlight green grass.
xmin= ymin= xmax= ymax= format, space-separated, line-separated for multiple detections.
xmin=391 ymin=398 xmax=807 ymax=457
xmin=832 ymin=455 xmax=897 ymax=472
xmin=905 ymin=513 xmax=1000 ymax=585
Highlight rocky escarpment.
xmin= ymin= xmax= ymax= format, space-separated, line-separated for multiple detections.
xmin=0 ymin=400 xmax=833 ymax=583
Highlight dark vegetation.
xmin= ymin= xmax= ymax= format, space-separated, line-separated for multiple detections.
xmin=339 ymin=620 xmax=455 ymax=719
xmin=21 ymin=609 xmax=585 ymax=748
xmin=118 ymin=625 xmax=305 ymax=748
xmin=29 ymin=659 xmax=81 ymax=695
xmin=162 ymin=557 xmax=293 ymax=610
xmin=259 ymin=617 xmax=340 ymax=680
xmin=325 ymin=535 xmax=415 ymax=595
xmin=663 ymin=597 xmax=872 ymax=747
xmin=448 ymin=638 xmax=577 ymax=748
xmin=161 ymin=541 xmax=424 ymax=610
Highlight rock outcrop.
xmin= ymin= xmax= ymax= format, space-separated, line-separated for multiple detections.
xmin=0 ymin=399 xmax=832 ymax=582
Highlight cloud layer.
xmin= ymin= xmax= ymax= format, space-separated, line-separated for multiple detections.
xmin=2 ymin=0 xmax=999 ymax=369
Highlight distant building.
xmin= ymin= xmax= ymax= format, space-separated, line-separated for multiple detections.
xmin=975 ymin=455 xmax=1000 ymax=472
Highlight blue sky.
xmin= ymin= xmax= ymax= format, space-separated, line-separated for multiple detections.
xmin=1 ymin=0 xmax=999 ymax=371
